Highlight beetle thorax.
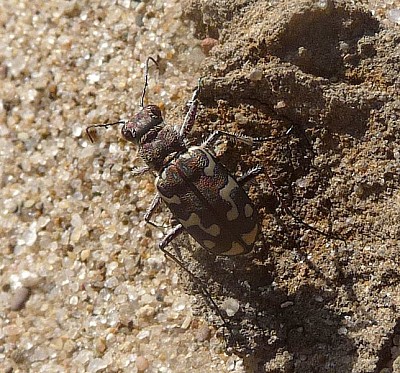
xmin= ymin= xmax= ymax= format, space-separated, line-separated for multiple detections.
xmin=139 ymin=125 xmax=186 ymax=172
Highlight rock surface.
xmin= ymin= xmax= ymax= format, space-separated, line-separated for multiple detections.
xmin=181 ymin=0 xmax=400 ymax=372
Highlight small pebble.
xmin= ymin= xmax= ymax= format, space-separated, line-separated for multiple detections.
xmin=201 ymin=37 xmax=218 ymax=55
xmin=338 ymin=327 xmax=348 ymax=336
xmin=195 ymin=323 xmax=211 ymax=342
xmin=275 ymin=100 xmax=287 ymax=109
xmin=393 ymin=354 xmax=400 ymax=371
xmin=80 ymin=248 xmax=91 ymax=261
xmin=280 ymin=301 xmax=294 ymax=309
xmin=248 ymin=68 xmax=263 ymax=81
xmin=136 ymin=355 xmax=149 ymax=371
xmin=95 ymin=337 xmax=106 ymax=353
xmin=10 ymin=287 xmax=31 ymax=311
xmin=387 ymin=9 xmax=400 ymax=24
xmin=314 ymin=295 xmax=324 ymax=302
xmin=221 ymin=298 xmax=240 ymax=317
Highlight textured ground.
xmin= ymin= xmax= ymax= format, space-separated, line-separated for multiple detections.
xmin=182 ymin=1 xmax=400 ymax=372
xmin=0 ymin=1 xmax=399 ymax=372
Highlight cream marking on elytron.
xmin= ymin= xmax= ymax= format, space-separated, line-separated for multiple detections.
xmin=193 ymin=147 xmax=216 ymax=177
xmin=244 ymin=203 xmax=254 ymax=218
xmin=241 ymin=224 xmax=259 ymax=245
xmin=222 ymin=241 xmax=245 ymax=256
xmin=158 ymin=191 xmax=181 ymax=205
xmin=219 ymin=175 xmax=240 ymax=221
xmin=203 ymin=240 xmax=216 ymax=249
xmin=180 ymin=212 xmax=221 ymax=237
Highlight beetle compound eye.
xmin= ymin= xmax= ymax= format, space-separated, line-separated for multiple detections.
xmin=121 ymin=125 xmax=136 ymax=143
xmin=147 ymin=105 xmax=162 ymax=119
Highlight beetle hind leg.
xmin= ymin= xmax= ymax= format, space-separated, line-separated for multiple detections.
xmin=159 ymin=224 xmax=185 ymax=250
xmin=158 ymin=226 xmax=233 ymax=339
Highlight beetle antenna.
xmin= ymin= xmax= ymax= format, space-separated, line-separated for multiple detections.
xmin=140 ymin=56 xmax=158 ymax=108
xmin=86 ymin=121 xmax=126 ymax=143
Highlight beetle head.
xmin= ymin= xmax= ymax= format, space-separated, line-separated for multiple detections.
xmin=121 ymin=105 xmax=163 ymax=144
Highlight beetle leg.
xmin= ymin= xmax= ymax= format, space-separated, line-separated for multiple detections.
xmin=203 ymin=130 xmax=247 ymax=147
xmin=144 ymin=194 xmax=163 ymax=228
xmin=261 ymin=168 xmax=343 ymax=240
xmin=203 ymin=127 xmax=293 ymax=148
xmin=159 ymin=224 xmax=185 ymax=249
xmin=179 ymin=78 xmax=202 ymax=137
xmin=237 ymin=165 xmax=263 ymax=186
xmin=131 ymin=166 xmax=150 ymax=176
xmin=158 ymin=234 xmax=232 ymax=335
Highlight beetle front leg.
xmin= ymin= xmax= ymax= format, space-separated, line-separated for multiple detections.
xmin=159 ymin=224 xmax=184 ymax=250
xmin=179 ymin=78 xmax=202 ymax=137
xmin=131 ymin=166 xmax=150 ymax=177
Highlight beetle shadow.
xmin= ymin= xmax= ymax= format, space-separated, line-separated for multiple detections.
xmin=173 ymin=232 xmax=357 ymax=372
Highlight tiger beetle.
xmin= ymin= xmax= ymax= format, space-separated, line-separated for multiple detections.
xmin=86 ymin=57 xmax=329 ymax=337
